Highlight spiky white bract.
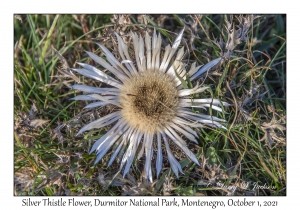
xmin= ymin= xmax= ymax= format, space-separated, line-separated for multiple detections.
xmin=71 ymin=28 xmax=229 ymax=182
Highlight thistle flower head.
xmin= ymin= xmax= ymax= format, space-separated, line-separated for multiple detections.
xmin=71 ymin=28 xmax=229 ymax=182
xmin=120 ymin=69 xmax=179 ymax=134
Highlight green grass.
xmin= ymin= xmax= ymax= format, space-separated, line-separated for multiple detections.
xmin=14 ymin=14 xmax=286 ymax=196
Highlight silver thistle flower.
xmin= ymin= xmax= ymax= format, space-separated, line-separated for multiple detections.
xmin=70 ymin=28 xmax=229 ymax=182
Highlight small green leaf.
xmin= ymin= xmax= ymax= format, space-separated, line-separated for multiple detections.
xmin=205 ymin=147 xmax=218 ymax=165
xmin=45 ymin=187 xmax=53 ymax=196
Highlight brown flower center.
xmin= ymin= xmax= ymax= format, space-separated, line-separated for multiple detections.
xmin=119 ymin=70 xmax=179 ymax=134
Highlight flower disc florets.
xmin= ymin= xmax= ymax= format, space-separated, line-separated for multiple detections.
xmin=120 ymin=70 xmax=178 ymax=134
